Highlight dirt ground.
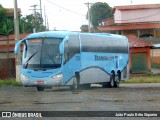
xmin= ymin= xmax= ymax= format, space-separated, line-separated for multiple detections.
xmin=0 ymin=83 xmax=160 ymax=120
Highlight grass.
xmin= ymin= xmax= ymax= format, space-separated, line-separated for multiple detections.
xmin=121 ymin=76 xmax=160 ymax=83
xmin=0 ymin=75 xmax=160 ymax=87
xmin=0 ymin=79 xmax=22 ymax=87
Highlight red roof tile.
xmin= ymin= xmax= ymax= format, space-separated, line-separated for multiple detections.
xmin=126 ymin=35 xmax=153 ymax=48
xmin=0 ymin=34 xmax=28 ymax=52
xmin=0 ymin=34 xmax=29 ymax=41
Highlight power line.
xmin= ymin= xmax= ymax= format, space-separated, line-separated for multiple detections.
xmin=46 ymin=0 xmax=85 ymax=17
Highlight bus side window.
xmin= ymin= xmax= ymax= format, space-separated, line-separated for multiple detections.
xmin=64 ymin=41 xmax=69 ymax=64
xmin=64 ymin=35 xmax=80 ymax=65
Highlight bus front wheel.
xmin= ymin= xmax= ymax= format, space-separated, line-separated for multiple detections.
xmin=109 ymin=73 xmax=115 ymax=88
xmin=37 ymin=86 xmax=44 ymax=91
xmin=70 ymin=75 xmax=79 ymax=90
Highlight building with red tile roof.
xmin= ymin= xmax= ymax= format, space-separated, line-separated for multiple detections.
xmin=127 ymin=35 xmax=153 ymax=48
xmin=97 ymin=3 xmax=160 ymax=73
xmin=6 ymin=8 xmax=21 ymax=17
xmin=126 ymin=35 xmax=153 ymax=73
xmin=98 ymin=4 xmax=160 ymax=35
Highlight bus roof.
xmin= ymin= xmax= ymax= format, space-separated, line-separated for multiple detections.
xmin=93 ymin=33 xmax=127 ymax=39
xmin=24 ymin=31 xmax=79 ymax=39
xmin=23 ymin=31 xmax=127 ymax=41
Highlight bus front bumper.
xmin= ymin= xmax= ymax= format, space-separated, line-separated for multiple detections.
xmin=20 ymin=74 xmax=63 ymax=87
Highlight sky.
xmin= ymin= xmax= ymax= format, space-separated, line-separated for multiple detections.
xmin=0 ymin=0 xmax=160 ymax=31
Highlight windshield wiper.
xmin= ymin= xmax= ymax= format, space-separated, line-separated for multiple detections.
xmin=24 ymin=51 xmax=38 ymax=69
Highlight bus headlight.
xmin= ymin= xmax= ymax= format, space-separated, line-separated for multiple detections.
xmin=21 ymin=74 xmax=29 ymax=79
xmin=52 ymin=74 xmax=63 ymax=79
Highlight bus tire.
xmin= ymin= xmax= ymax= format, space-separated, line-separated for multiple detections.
xmin=37 ymin=86 xmax=44 ymax=91
xmin=109 ymin=73 xmax=115 ymax=88
xmin=114 ymin=73 xmax=120 ymax=88
xmin=70 ymin=75 xmax=79 ymax=90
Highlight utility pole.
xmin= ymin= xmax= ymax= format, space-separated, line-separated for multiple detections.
xmin=46 ymin=15 xmax=49 ymax=30
xmin=30 ymin=5 xmax=38 ymax=33
xmin=39 ymin=0 xmax=42 ymax=18
xmin=84 ymin=2 xmax=93 ymax=32
xmin=14 ymin=0 xmax=20 ymax=82
xmin=44 ymin=4 xmax=47 ymax=30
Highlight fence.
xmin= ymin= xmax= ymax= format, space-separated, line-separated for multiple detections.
xmin=0 ymin=34 xmax=15 ymax=79
xmin=0 ymin=58 xmax=15 ymax=79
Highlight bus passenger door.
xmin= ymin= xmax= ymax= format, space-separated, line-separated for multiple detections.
xmin=62 ymin=40 xmax=72 ymax=84
xmin=62 ymin=35 xmax=80 ymax=85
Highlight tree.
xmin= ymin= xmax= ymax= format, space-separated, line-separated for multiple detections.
xmin=0 ymin=19 xmax=14 ymax=35
xmin=19 ymin=12 xmax=46 ymax=33
xmin=0 ymin=19 xmax=14 ymax=59
xmin=0 ymin=4 xmax=46 ymax=34
xmin=19 ymin=15 xmax=34 ymax=33
xmin=0 ymin=4 xmax=7 ymax=28
xmin=87 ymin=2 xmax=113 ymax=27
xmin=0 ymin=4 xmax=3 ymax=8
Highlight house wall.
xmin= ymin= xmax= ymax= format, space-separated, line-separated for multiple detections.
xmin=122 ymin=30 xmax=137 ymax=36
xmin=103 ymin=17 xmax=115 ymax=26
xmin=115 ymin=8 xmax=160 ymax=23
xmin=129 ymin=47 xmax=151 ymax=72
xmin=140 ymin=29 xmax=154 ymax=36
xmin=151 ymin=49 xmax=160 ymax=64
xmin=155 ymin=29 xmax=160 ymax=37
xmin=120 ymin=29 xmax=159 ymax=38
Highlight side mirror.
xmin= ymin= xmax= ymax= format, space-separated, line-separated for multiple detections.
xmin=14 ymin=40 xmax=23 ymax=55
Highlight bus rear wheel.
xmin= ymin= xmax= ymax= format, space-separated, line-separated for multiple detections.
xmin=37 ymin=86 xmax=44 ymax=91
xmin=114 ymin=73 xmax=120 ymax=88
xmin=109 ymin=73 xmax=115 ymax=88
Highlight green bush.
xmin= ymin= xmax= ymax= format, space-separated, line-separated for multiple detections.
xmin=0 ymin=79 xmax=21 ymax=86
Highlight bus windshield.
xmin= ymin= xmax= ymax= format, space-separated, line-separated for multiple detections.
xmin=23 ymin=38 xmax=62 ymax=70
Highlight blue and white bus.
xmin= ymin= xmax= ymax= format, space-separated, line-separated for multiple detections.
xmin=14 ymin=31 xmax=129 ymax=91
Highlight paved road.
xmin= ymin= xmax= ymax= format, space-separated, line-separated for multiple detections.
xmin=0 ymin=83 xmax=160 ymax=120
